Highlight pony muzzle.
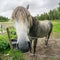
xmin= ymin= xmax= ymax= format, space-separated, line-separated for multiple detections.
xmin=17 ymin=41 xmax=31 ymax=53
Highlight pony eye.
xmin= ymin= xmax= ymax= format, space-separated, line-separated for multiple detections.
xmin=27 ymin=15 xmax=30 ymax=20
xmin=28 ymin=15 xmax=30 ymax=17
xmin=27 ymin=14 xmax=30 ymax=17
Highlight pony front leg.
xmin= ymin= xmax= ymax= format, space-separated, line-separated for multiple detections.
xmin=33 ymin=39 xmax=37 ymax=55
xmin=29 ymin=39 xmax=32 ymax=53
xmin=45 ymin=38 xmax=48 ymax=46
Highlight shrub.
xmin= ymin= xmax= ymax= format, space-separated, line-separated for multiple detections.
xmin=0 ymin=27 xmax=16 ymax=53
xmin=0 ymin=34 xmax=10 ymax=53
xmin=9 ymin=27 xmax=17 ymax=39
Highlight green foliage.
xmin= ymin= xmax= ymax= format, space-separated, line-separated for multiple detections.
xmin=0 ymin=34 xmax=10 ymax=53
xmin=35 ymin=2 xmax=60 ymax=20
xmin=0 ymin=27 xmax=16 ymax=53
xmin=0 ymin=16 xmax=9 ymax=22
xmin=0 ymin=27 xmax=25 ymax=60
xmin=9 ymin=49 xmax=25 ymax=60
xmin=9 ymin=27 xmax=16 ymax=39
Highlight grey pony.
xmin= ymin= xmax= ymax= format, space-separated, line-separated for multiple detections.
xmin=12 ymin=5 xmax=53 ymax=54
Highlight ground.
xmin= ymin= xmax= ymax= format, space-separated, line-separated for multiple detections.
xmin=24 ymin=33 xmax=60 ymax=60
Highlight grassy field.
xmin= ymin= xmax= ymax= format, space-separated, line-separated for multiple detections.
xmin=51 ymin=20 xmax=60 ymax=32
xmin=0 ymin=20 xmax=60 ymax=32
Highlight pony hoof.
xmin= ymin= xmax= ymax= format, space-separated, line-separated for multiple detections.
xmin=31 ymin=54 xmax=36 ymax=56
xmin=30 ymin=51 xmax=32 ymax=53
xmin=32 ymin=54 xmax=35 ymax=56
xmin=29 ymin=53 xmax=36 ymax=57
xmin=44 ymin=45 xmax=48 ymax=48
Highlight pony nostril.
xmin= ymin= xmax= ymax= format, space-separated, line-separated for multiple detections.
xmin=28 ymin=41 xmax=31 ymax=49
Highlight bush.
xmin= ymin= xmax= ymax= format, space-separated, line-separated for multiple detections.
xmin=0 ymin=34 xmax=10 ymax=53
xmin=9 ymin=27 xmax=17 ymax=39
xmin=0 ymin=27 xmax=16 ymax=53
xmin=0 ymin=23 xmax=27 ymax=60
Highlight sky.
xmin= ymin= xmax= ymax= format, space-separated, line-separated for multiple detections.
xmin=0 ymin=0 xmax=59 ymax=19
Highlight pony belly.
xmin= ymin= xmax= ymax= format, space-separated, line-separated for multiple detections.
xmin=29 ymin=33 xmax=47 ymax=38
xmin=36 ymin=30 xmax=49 ymax=38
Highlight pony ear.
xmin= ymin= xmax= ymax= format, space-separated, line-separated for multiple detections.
xmin=26 ymin=4 xmax=29 ymax=9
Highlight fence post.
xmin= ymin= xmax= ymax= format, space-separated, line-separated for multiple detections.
xmin=1 ymin=24 xmax=3 ymax=33
xmin=6 ymin=28 xmax=13 ymax=50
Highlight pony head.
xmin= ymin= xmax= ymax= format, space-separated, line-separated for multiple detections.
xmin=12 ymin=5 xmax=33 ymax=52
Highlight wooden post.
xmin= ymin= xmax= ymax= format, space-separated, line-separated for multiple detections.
xmin=6 ymin=28 xmax=13 ymax=50
xmin=1 ymin=24 xmax=3 ymax=33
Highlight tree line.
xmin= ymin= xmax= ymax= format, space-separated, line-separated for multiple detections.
xmin=0 ymin=16 xmax=9 ymax=22
xmin=35 ymin=3 xmax=60 ymax=20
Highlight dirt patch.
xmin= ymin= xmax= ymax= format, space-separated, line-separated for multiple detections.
xmin=25 ymin=38 xmax=60 ymax=60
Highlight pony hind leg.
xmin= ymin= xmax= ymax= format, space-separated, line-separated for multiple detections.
xmin=45 ymin=34 xmax=50 ymax=46
xmin=45 ymin=23 xmax=53 ymax=46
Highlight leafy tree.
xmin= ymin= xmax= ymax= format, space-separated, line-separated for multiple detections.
xmin=0 ymin=16 xmax=9 ymax=22
xmin=43 ymin=13 xmax=49 ymax=20
xmin=35 ymin=2 xmax=60 ymax=20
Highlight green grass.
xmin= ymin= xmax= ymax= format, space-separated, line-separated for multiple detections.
xmin=0 ymin=20 xmax=60 ymax=33
xmin=51 ymin=20 xmax=60 ymax=32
